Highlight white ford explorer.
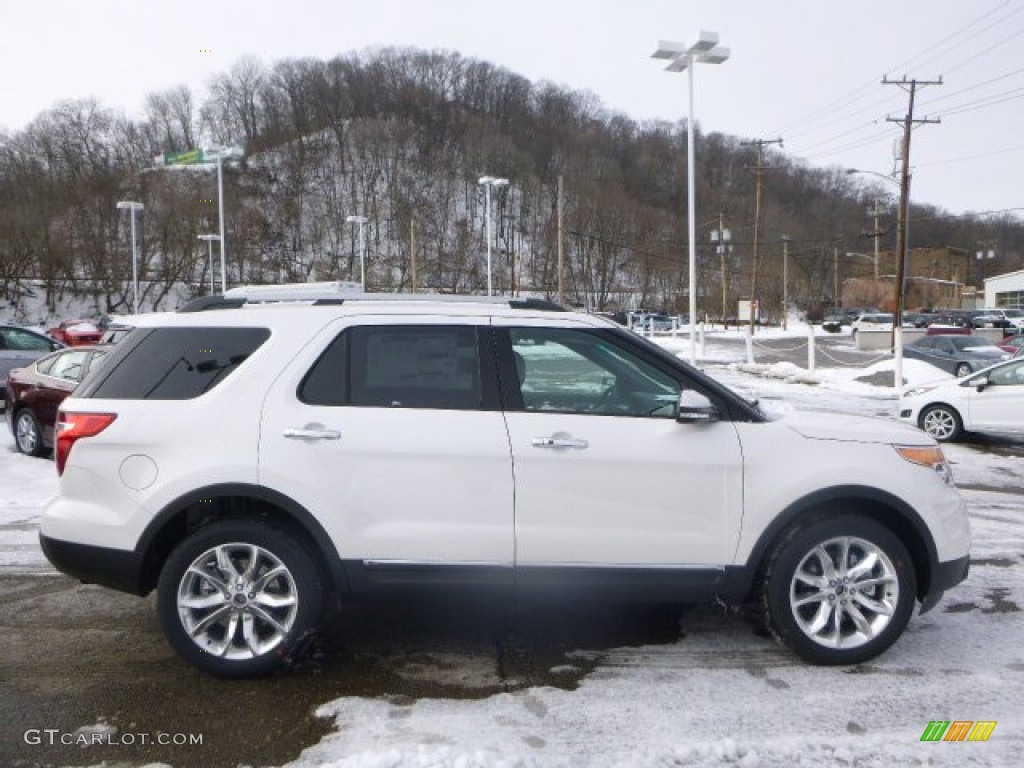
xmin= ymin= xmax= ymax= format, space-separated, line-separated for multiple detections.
xmin=41 ymin=287 xmax=970 ymax=677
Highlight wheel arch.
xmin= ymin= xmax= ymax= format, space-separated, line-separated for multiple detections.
xmin=135 ymin=484 xmax=348 ymax=598
xmin=720 ymin=485 xmax=937 ymax=606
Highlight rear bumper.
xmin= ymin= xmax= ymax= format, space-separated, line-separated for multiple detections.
xmin=920 ymin=554 xmax=970 ymax=614
xmin=39 ymin=534 xmax=148 ymax=596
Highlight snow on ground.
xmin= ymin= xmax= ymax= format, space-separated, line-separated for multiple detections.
xmin=2 ymin=323 xmax=1022 ymax=767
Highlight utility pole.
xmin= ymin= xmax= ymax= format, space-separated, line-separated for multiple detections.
xmin=884 ymin=76 xmax=941 ymax=387
xmin=867 ymin=199 xmax=886 ymax=281
xmin=742 ymin=137 xmax=782 ymax=332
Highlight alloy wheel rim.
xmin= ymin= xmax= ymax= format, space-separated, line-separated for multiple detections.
xmin=923 ymin=409 xmax=955 ymax=439
xmin=16 ymin=413 xmax=38 ymax=453
xmin=177 ymin=542 xmax=299 ymax=659
xmin=789 ymin=535 xmax=899 ymax=649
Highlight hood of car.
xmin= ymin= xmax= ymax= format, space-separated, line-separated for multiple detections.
xmin=783 ymin=410 xmax=933 ymax=446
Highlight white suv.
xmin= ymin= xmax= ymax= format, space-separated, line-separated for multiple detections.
xmin=41 ymin=288 xmax=970 ymax=677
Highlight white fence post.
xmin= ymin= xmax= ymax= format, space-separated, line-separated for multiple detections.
xmin=745 ymin=322 xmax=754 ymax=364
xmin=699 ymin=321 xmax=706 ymax=357
xmin=807 ymin=323 xmax=816 ymax=372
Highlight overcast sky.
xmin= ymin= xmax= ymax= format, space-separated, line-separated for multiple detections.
xmin=3 ymin=0 xmax=1022 ymax=218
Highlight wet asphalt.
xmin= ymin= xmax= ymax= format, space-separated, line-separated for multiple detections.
xmin=1 ymin=575 xmax=690 ymax=768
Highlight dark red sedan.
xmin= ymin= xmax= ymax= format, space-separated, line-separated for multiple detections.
xmin=47 ymin=319 xmax=103 ymax=346
xmin=5 ymin=345 xmax=109 ymax=456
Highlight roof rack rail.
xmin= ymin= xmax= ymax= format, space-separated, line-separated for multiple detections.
xmin=223 ymin=281 xmax=363 ymax=302
xmin=178 ymin=284 xmax=571 ymax=313
xmin=508 ymin=298 xmax=567 ymax=312
xmin=178 ymin=296 xmax=246 ymax=313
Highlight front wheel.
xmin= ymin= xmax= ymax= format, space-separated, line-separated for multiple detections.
xmin=157 ymin=520 xmax=324 ymax=678
xmin=920 ymin=403 xmax=963 ymax=442
xmin=954 ymin=362 xmax=973 ymax=377
xmin=762 ymin=515 xmax=916 ymax=665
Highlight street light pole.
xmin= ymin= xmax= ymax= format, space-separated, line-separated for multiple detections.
xmin=116 ymin=201 xmax=144 ymax=315
xmin=198 ymin=234 xmax=221 ymax=294
xmin=782 ymin=235 xmax=791 ymax=331
xmin=346 ymin=215 xmax=368 ymax=291
xmin=652 ymin=33 xmax=729 ymax=365
xmin=478 ymin=176 xmax=508 ymax=296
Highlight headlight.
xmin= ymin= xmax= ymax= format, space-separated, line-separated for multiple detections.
xmin=902 ymin=386 xmax=936 ymax=398
xmin=895 ymin=445 xmax=955 ymax=487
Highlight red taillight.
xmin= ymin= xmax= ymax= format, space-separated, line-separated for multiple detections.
xmin=55 ymin=411 xmax=117 ymax=475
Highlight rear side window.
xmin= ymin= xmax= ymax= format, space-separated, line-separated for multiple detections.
xmin=77 ymin=327 xmax=270 ymax=400
xmin=300 ymin=325 xmax=482 ymax=410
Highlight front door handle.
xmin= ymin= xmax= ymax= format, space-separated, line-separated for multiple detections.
xmin=532 ymin=436 xmax=588 ymax=449
xmin=283 ymin=427 xmax=341 ymax=440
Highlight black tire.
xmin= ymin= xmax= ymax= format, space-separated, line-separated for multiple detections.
xmin=157 ymin=520 xmax=324 ymax=678
xmin=954 ymin=362 xmax=973 ymax=377
xmin=761 ymin=515 xmax=916 ymax=665
xmin=14 ymin=409 xmax=46 ymax=457
xmin=919 ymin=403 xmax=964 ymax=442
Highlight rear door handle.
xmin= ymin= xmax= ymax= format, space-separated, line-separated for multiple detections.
xmin=532 ymin=436 xmax=588 ymax=449
xmin=283 ymin=427 xmax=341 ymax=440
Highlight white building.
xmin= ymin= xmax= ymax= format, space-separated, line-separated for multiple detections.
xmin=984 ymin=268 xmax=1024 ymax=309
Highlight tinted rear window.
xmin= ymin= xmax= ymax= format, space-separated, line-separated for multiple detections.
xmin=77 ymin=327 xmax=270 ymax=400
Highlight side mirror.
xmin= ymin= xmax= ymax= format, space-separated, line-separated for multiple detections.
xmin=974 ymin=376 xmax=989 ymax=392
xmin=676 ymin=390 xmax=719 ymax=424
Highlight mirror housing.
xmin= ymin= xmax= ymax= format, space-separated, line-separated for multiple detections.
xmin=974 ymin=375 xmax=989 ymax=392
xmin=676 ymin=390 xmax=719 ymax=424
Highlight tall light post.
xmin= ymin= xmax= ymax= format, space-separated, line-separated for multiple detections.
xmin=204 ymin=145 xmax=244 ymax=293
xmin=346 ymin=215 xmax=368 ymax=291
xmin=781 ymin=235 xmax=791 ymax=330
xmin=652 ymin=32 xmax=729 ymax=365
xmin=197 ymin=234 xmax=221 ymax=294
xmin=478 ymin=176 xmax=508 ymax=296
xmin=710 ymin=217 xmax=732 ymax=323
xmin=116 ymin=201 xmax=144 ymax=315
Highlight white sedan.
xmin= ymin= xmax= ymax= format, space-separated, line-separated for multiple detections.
xmin=899 ymin=356 xmax=1024 ymax=441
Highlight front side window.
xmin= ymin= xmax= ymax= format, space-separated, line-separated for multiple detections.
xmin=509 ymin=328 xmax=678 ymax=417
xmin=987 ymin=361 xmax=1024 ymax=386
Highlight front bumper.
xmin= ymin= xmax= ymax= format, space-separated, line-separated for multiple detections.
xmin=920 ymin=554 xmax=970 ymax=614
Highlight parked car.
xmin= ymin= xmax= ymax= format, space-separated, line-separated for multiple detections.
xmin=0 ymin=324 xmax=65 ymax=403
xmin=5 ymin=345 xmax=109 ymax=456
xmin=47 ymin=319 xmax=103 ymax=346
xmin=903 ymin=334 xmax=1010 ymax=377
xmin=997 ymin=334 xmax=1024 ymax=356
xmin=999 ymin=308 xmax=1024 ymax=331
xmin=38 ymin=287 xmax=969 ymax=677
xmin=850 ymin=312 xmax=895 ymax=340
xmin=900 ymin=356 xmax=1024 ymax=442
xmin=902 ymin=311 xmax=938 ymax=328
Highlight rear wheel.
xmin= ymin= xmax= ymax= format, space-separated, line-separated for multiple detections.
xmin=920 ymin=403 xmax=963 ymax=442
xmin=157 ymin=520 xmax=324 ymax=678
xmin=14 ymin=409 xmax=45 ymax=457
xmin=762 ymin=515 xmax=916 ymax=665
xmin=954 ymin=362 xmax=973 ymax=377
